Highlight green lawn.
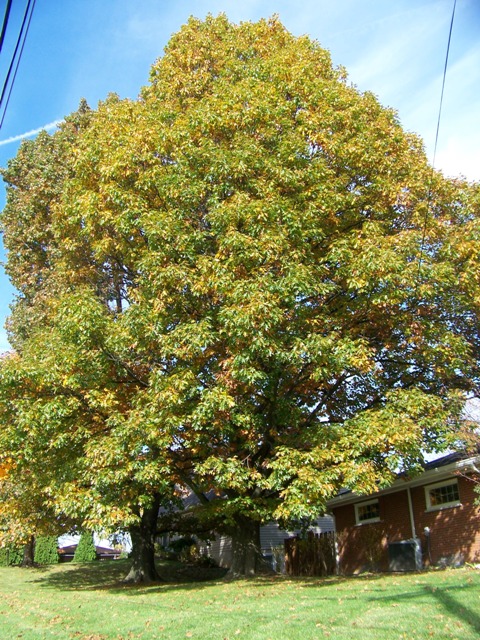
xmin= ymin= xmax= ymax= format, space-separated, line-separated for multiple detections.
xmin=0 ymin=560 xmax=479 ymax=639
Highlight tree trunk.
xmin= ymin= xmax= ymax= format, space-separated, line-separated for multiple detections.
xmin=228 ymin=516 xmax=268 ymax=578
xmin=22 ymin=535 xmax=35 ymax=567
xmin=124 ymin=495 xmax=162 ymax=584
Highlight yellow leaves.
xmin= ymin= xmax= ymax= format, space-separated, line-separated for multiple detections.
xmin=292 ymin=334 xmax=375 ymax=381
xmin=196 ymin=456 xmax=268 ymax=493
xmin=85 ymin=388 xmax=120 ymax=413
xmin=1 ymin=13 xmax=478 ymax=546
xmin=0 ymin=463 xmax=10 ymax=478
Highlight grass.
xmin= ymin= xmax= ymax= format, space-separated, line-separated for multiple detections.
xmin=0 ymin=560 xmax=479 ymax=640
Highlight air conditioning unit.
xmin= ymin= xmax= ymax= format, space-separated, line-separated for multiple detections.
xmin=388 ymin=539 xmax=422 ymax=571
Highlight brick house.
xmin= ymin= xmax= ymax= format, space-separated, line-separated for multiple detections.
xmin=328 ymin=452 xmax=480 ymax=574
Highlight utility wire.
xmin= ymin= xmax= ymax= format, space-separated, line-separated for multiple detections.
xmin=431 ymin=0 xmax=457 ymax=171
xmin=0 ymin=0 xmax=37 ymax=130
xmin=0 ymin=0 xmax=13 ymax=55
xmin=416 ymin=0 xmax=457 ymax=286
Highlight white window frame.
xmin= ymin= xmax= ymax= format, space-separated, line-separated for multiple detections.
xmin=355 ymin=499 xmax=380 ymax=525
xmin=424 ymin=479 xmax=460 ymax=512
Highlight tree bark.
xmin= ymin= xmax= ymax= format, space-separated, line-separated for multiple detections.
xmin=123 ymin=495 xmax=162 ymax=584
xmin=22 ymin=535 xmax=35 ymax=567
xmin=227 ymin=516 xmax=268 ymax=578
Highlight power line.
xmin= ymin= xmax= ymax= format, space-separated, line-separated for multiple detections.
xmin=0 ymin=0 xmax=13 ymax=55
xmin=0 ymin=0 xmax=37 ymax=130
xmin=431 ymin=0 xmax=457 ymax=171
xmin=416 ymin=0 xmax=457 ymax=287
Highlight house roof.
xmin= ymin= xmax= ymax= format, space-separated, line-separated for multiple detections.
xmin=327 ymin=450 xmax=480 ymax=510
xmin=423 ymin=449 xmax=477 ymax=470
xmin=95 ymin=546 xmax=120 ymax=555
xmin=58 ymin=545 xmax=77 ymax=554
xmin=58 ymin=544 xmax=120 ymax=556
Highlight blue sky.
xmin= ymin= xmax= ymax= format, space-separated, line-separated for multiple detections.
xmin=0 ymin=0 xmax=479 ymax=353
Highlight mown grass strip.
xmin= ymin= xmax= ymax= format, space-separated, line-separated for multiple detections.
xmin=0 ymin=560 xmax=479 ymax=639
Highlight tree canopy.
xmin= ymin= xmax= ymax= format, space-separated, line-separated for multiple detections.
xmin=1 ymin=15 xmax=479 ymax=579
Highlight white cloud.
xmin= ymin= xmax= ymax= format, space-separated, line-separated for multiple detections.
xmin=345 ymin=4 xmax=449 ymax=99
xmin=0 ymin=120 xmax=61 ymax=147
xmin=435 ymin=135 xmax=480 ymax=181
xmin=0 ymin=333 xmax=12 ymax=355
xmin=397 ymin=40 xmax=480 ymax=181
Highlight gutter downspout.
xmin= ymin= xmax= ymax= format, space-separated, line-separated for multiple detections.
xmin=407 ymin=487 xmax=416 ymax=539
xmin=407 ymin=487 xmax=423 ymax=570
xmin=332 ymin=514 xmax=340 ymax=575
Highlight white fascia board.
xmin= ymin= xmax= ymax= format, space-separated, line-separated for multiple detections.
xmin=326 ymin=455 xmax=480 ymax=509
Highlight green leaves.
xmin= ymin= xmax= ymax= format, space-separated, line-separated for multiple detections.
xmin=1 ymin=15 xmax=479 ymax=543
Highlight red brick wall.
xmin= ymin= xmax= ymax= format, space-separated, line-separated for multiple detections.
xmin=333 ymin=474 xmax=480 ymax=574
xmin=411 ymin=475 xmax=480 ymax=567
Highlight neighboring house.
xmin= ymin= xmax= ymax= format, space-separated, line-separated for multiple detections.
xmin=161 ymin=488 xmax=334 ymax=571
xmin=328 ymin=451 xmax=480 ymax=574
xmin=198 ymin=516 xmax=335 ymax=571
xmin=58 ymin=544 xmax=121 ymax=562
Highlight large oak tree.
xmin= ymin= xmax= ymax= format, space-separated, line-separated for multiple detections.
xmin=1 ymin=16 xmax=479 ymax=579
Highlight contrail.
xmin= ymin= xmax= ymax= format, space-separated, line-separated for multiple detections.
xmin=0 ymin=120 xmax=62 ymax=146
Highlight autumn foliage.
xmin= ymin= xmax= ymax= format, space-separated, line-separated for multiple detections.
xmin=0 ymin=16 xmax=479 ymax=578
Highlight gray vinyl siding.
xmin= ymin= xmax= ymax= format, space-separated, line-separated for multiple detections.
xmin=200 ymin=516 xmax=335 ymax=570
xmin=260 ymin=516 xmax=335 ymax=551
xmin=198 ymin=536 xmax=233 ymax=568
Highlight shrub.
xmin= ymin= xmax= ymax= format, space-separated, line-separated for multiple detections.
xmin=168 ymin=536 xmax=196 ymax=557
xmin=34 ymin=536 xmax=59 ymax=565
xmin=0 ymin=546 xmax=23 ymax=566
xmin=73 ymin=531 xmax=97 ymax=562
xmin=172 ymin=538 xmax=218 ymax=567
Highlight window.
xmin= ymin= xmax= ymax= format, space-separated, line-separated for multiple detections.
xmin=425 ymin=480 xmax=460 ymax=511
xmin=355 ymin=499 xmax=380 ymax=525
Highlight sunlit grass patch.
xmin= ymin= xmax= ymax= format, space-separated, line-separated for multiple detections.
xmin=0 ymin=561 xmax=479 ymax=639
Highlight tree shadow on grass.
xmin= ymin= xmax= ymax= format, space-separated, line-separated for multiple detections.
xmin=30 ymin=559 xmax=348 ymax=596
xmin=30 ymin=562 xmax=365 ymax=600
xmin=425 ymin=585 xmax=480 ymax=636
xmin=365 ymin=578 xmax=480 ymax=636
xmin=30 ymin=559 xmax=230 ymax=594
